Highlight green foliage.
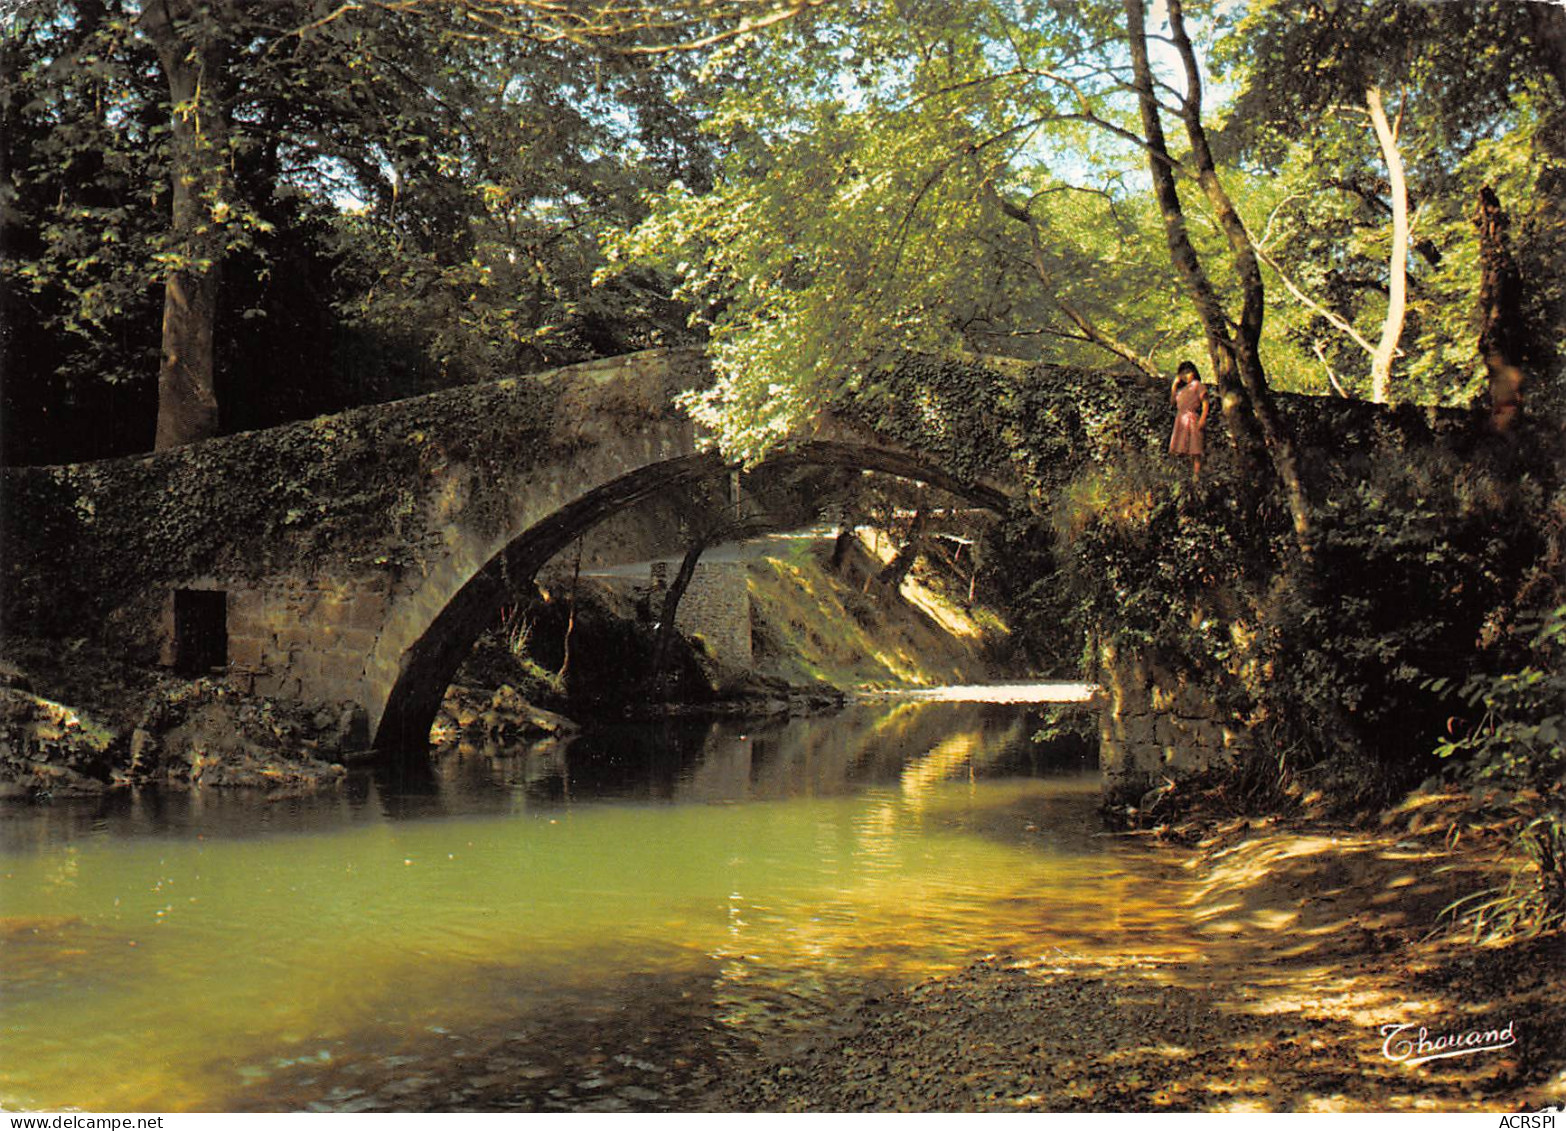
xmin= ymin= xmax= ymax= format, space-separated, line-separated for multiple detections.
xmin=325 ymin=32 xmax=712 ymax=385
xmin=1214 ymin=0 xmax=1566 ymax=405
xmin=1235 ymin=89 xmax=1566 ymax=408
xmin=979 ymin=509 xmax=1083 ymax=676
xmin=1052 ymin=454 xmax=1283 ymax=716
xmin=0 ymin=0 xmax=169 ymax=436
xmin=602 ymin=0 xmax=1566 ymax=476
xmin=458 ymin=602 xmax=567 ymax=702
xmin=838 ymin=354 xmax=1017 ymax=484
xmin=1430 ymin=606 xmax=1566 ymax=788
xmin=1429 ymin=606 xmax=1566 ymax=939
xmin=1260 ymin=442 xmax=1548 ymax=775
xmin=0 ymin=369 xmax=567 ymax=644
xmin=1216 ymin=0 xmax=1543 ymax=161
xmin=1029 ymin=702 xmax=1097 ymax=751
xmin=605 ymin=0 xmax=1200 ymax=461
xmin=1034 ymin=408 xmax=1559 ymax=813
xmin=1 ymin=0 xmax=715 ymax=461
xmin=1436 ymin=811 xmax=1565 ymax=942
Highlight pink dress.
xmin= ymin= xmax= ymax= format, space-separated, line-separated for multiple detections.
xmin=1169 ymin=379 xmax=1206 ymax=456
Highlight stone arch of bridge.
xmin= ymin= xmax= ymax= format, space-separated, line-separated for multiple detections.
xmin=369 ymin=442 xmax=1010 ymax=753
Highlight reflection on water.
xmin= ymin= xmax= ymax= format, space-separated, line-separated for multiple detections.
xmin=0 ymin=699 xmax=1183 ymax=1113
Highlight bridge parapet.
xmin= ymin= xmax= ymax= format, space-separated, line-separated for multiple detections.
xmin=3 ymin=348 xmax=710 ymax=638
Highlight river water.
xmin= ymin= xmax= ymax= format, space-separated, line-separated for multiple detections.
xmin=0 ymin=695 xmax=1184 ymax=1113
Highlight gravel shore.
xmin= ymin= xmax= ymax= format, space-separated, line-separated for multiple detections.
xmin=700 ymin=819 xmax=1566 ymax=1113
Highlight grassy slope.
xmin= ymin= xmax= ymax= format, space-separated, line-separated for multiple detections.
xmin=746 ymin=536 xmax=1013 ymax=692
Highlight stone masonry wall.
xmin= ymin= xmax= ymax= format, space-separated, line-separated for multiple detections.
xmin=2 ymin=343 xmax=1473 ymax=753
xmin=650 ymin=560 xmax=753 ymax=671
xmin=1 ymin=348 xmax=712 ymax=646
xmin=1096 ymin=637 xmax=1253 ymax=801
xmin=156 ymin=577 xmax=389 ymax=740
xmin=677 ymin=562 xmax=753 ymax=670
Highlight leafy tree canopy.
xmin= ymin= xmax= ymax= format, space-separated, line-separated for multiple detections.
xmin=1211 ymin=0 xmax=1566 ymax=404
xmin=1 ymin=0 xmax=734 ymax=461
xmin=606 ymin=0 xmax=1564 ymax=460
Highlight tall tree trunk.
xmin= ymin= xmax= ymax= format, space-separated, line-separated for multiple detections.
xmin=650 ymin=537 xmax=709 ymax=694
xmin=829 ymin=523 xmax=856 ymax=571
xmin=1128 ymin=0 xmax=1314 ymax=559
xmin=558 ymin=538 xmax=584 ymax=681
xmin=143 ymin=0 xmax=229 ymax=449
xmin=1474 ymin=185 xmax=1525 ymax=434
xmin=1121 ymin=0 xmax=1249 ymax=439
xmin=873 ymin=507 xmax=926 ymax=593
xmin=1366 ymin=85 xmax=1408 ymax=404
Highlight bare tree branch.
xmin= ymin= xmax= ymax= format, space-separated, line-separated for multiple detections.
xmin=1365 ymin=83 xmax=1409 ymax=404
xmin=281 ymin=0 xmax=831 ymax=55
xmin=1312 ymin=339 xmax=1351 ymax=398
xmin=1248 ymin=225 xmax=1381 ymax=358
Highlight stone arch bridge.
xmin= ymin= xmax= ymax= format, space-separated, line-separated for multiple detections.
xmin=2 ymin=348 xmax=1022 ymax=752
xmin=4 ymin=346 xmax=1458 ymax=757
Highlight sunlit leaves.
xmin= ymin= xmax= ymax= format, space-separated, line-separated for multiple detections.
xmin=316 ymin=23 xmax=720 ymax=381
xmin=609 ymin=0 xmax=1207 ymax=459
xmin=3 ymin=0 xmax=720 ymax=448
xmin=1213 ymin=0 xmax=1566 ymax=405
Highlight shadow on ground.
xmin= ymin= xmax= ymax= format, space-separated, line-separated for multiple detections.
xmin=705 ymin=824 xmax=1566 ymax=1112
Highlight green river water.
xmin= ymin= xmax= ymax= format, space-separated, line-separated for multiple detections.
xmin=0 ymin=696 xmax=1183 ymax=1112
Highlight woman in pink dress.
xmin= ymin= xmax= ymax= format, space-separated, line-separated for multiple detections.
xmin=1168 ymin=360 xmax=1210 ymax=477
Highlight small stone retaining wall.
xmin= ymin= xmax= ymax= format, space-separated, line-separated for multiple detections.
xmin=1096 ymin=638 xmax=1252 ymax=799
xmin=650 ymin=561 xmax=753 ymax=671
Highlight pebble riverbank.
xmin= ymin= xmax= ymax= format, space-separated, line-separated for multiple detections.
xmin=696 ymin=820 xmax=1566 ymax=1113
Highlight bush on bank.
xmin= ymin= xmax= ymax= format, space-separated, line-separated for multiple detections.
xmin=1048 ymin=435 xmax=1557 ymax=789
xmin=982 ymin=395 xmax=1565 ymax=930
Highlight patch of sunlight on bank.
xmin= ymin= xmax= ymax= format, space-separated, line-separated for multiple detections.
xmin=900 ymin=572 xmax=990 ymax=641
xmin=745 ymin=543 xmax=1005 ymax=691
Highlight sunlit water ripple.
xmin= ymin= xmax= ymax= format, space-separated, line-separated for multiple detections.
xmin=0 ymin=698 xmax=1186 ymax=1112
